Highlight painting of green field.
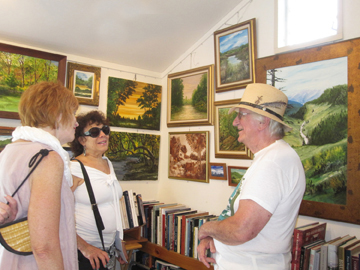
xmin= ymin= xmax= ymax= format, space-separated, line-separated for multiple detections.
xmin=0 ymin=51 xmax=59 ymax=113
xmin=73 ymin=70 xmax=93 ymax=99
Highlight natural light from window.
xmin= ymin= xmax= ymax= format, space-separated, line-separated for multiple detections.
xmin=276 ymin=0 xmax=342 ymax=53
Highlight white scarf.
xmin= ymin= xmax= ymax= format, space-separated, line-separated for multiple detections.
xmin=12 ymin=126 xmax=73 ymax=187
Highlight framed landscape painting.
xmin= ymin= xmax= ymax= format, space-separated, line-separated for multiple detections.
xmin=67 ymin=62 xmax=101 ymax=106
xmin=105 ymin=131 xmax=160 ymax=181
xmin=214 ymin=18 xmax=256 ymax=92
xmin=214 ymin=99 xmax=253 ymax=159
xmin=167 ymin=65 xmax=213 ymax=127
xmin=168 ymin=131 xmax=209 ymax=183
xmin=107 ymin=77 xmax=162 ymax=131
xmin=0 ymin=43 xmax=66 ymax=119
xmin=209 ymin=163 xmax=227 ymax=180
xmin=228 ymin=166 xmax=247 ymax=187
xmin=256 ymin=37 xmax=360 ymax=225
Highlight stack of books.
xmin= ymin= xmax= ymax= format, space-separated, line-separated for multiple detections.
xmin=291 ymin=222 xmax=360 ymax=270
xmin=140 ymin=200 xmax=218 ymax=259
xmin=119 ymin=189 xmax=146 ymax=230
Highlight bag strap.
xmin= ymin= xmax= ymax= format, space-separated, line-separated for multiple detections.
xmin=72 ymin=159 xmax=106 ymax=251
xmin=10 ymin=149 xmax=53 ymax=200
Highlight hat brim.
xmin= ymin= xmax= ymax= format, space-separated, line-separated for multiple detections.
xmin=228 ymin=104 xmax=293 ymax=132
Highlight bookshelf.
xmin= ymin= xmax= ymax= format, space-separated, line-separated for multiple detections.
xmin=123 ymin=226 xmax=214 ymax=270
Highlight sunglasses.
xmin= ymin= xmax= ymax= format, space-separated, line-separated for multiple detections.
xmin=83 ymin=125 xmax=110 ymax=138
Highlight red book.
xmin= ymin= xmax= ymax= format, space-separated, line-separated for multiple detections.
xmin=180 ymin=212 xmax=208 ymax=255
xmin=291 ymin=222 xmax=327 ymax=270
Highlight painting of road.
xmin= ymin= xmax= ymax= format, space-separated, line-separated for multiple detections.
xmin=267 ymin=57 xmax=348 ymax=205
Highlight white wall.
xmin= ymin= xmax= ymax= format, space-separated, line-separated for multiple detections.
xmin=1 ymin=0 xmax=360 ymax=242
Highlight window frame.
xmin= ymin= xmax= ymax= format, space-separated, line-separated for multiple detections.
xmin=274 ymin=0 xmax=343 ymax=54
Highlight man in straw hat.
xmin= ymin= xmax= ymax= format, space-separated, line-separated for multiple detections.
xmin=197 ymin=83 xmax=305 ymax=270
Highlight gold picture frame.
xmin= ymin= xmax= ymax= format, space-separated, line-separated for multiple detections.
xmin=214 ymin=18 xmax=256 ymax=92
xmin=214 ymin=99 xmax=253 ymax=159
xmin=168 ymin=131 xmax=209 ymax=183
xmin=167 ymin=65 xmax=213 ymax=127
xmin=67 ymin=62 xmax=101 ymax=106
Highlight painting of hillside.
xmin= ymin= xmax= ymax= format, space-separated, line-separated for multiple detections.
xmin=267 ymin=57 xmax=348 ymax=205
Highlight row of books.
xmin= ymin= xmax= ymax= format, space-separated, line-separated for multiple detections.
xmin=119 ymin=189 xmax=146 ymax=230
xmin=291 ymin=222 xmax=360 ymax=270
xmin=140 ymin=201 xmax=218 ymax=259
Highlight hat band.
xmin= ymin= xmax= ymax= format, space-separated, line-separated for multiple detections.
xmin=239 ymin=102 xmax=284 ymax=121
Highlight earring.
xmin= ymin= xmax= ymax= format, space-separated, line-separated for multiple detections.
xmin=83 ymin=146 xmax=86 ymax=156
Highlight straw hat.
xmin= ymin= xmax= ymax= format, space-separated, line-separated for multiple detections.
xmin=229 ymin=83 xmax=292 ymax=132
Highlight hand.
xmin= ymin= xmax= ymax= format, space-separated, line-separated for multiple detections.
xmin=197 ymin=237 xmax=217 ymax=268
xmin=80 ymin=244 xmax=109 ymax=270
xmin=0 ymin=195 xmax=18 ymax=225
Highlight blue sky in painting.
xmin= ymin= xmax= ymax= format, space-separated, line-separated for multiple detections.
xmin=219 ymin=29 xmax=249 ymax=54
xmin=211 ymin=165 xmax=224 ymax=176
xmin=268 ymin=57 xmax=347 ymax=104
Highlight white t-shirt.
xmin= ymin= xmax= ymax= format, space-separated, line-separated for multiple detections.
xmin=71 ymin=157 xmax=123 ymax=249
xmin=214 ymin=140 xmax=305 ymax=270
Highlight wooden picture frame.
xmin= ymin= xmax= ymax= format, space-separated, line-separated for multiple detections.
xmin=67 ymin=62 xmax=101 ymax=106
xmin=168 ymin=131 xmax=209 ymax=183
xmin=256 ymin=37 xmax=360 ymax=225
xmin=0 ymin=126 xmax=14 ymax=152
xmin=167 ymin=65 xmax=213 ymax=127
xmin=214 ymin=18 xmax=256 ymax=92
xmin=228 ymin=166 xmax=247 ymax=187
xmin=214 ymin=99 xmax=253 ymax=159
xmin=209 ymin=163 xmax=227 ymax=180
xmin=0 ymin=42 xmax=66 ymax=119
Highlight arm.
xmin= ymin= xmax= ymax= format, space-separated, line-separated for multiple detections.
xmin=28 ymin=152 xmax=65 ymax=270
xmin=0 ymin=195 xmax=18 ymax=224
xmin=77 ymin=234 xmax=109 ymax=269
xmin=199 ymin=199 xmax=272 ymax=246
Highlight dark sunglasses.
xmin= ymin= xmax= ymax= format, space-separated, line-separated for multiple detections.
xmin=83 ymin=125 xmax=110 ymax=138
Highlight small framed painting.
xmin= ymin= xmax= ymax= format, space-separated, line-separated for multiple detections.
xmin=214 ymin=18 xmax=256 ymax=92
xmin=228 ymin=166 xmax=247 ymax=187
xmin=209 ymin=163 xmax=227 ymax=180
xmin=67 ymin=62 xmax=101 ymax=106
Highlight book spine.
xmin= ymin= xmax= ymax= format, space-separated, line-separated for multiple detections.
xmin=123 ymin=191 xmax=134 ymax=228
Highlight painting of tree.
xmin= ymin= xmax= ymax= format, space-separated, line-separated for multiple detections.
xmin=105 ymin=131 xmax=160 ymax=180
xmin=168 ymin=131 xmax=209 ymax=183
xmin=0 ymin=50 xmax=61 ymax=117
xmin=107 ymin=77 xmax=161 ymax=130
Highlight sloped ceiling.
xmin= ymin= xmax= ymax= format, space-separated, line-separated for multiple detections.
xmin=0 ymin=0 xmax=243 ymax=73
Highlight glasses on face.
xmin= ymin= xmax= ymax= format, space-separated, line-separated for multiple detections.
xmin=83 ymin=125 xmax=110 ymax=138
xmin=237 ymin=111 xmax=251 ymax=120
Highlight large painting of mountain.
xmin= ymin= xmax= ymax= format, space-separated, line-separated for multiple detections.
xmin=267 ymin=57 xmax=348 ymax=205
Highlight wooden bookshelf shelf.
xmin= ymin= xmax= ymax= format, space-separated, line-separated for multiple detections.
xmin=140 ymin=241 xmax=214 ymax=270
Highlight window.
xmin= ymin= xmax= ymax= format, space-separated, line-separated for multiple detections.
xmin=275 ymin=0 xmax=342 ymax=53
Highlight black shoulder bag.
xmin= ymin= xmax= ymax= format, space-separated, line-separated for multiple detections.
xmin=0 ymin=149 xmax=52 ymax=255
xmin=72 ymin=159 xmax=106 ymax=250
